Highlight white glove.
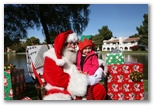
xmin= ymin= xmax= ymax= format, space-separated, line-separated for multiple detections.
xmin=88 ymin=67 xmax=103 ymax=85
xmin=87 ymin=75 xmax=97 ymax=86
xmin=94 ymin=67 xmax=103 ymax=81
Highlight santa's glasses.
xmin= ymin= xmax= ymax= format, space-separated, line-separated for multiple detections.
xmin=65 ymin=42 xmax=78 ymax=47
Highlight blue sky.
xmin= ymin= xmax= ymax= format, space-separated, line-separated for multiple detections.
xmin=27 ymin=4 xmax=148 ymax=43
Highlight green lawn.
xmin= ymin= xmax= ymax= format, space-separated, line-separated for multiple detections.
xmin=25 ymin=82 xmax=38 ymax=100
xmin=144 ymin=80 xmax=148 ymax=92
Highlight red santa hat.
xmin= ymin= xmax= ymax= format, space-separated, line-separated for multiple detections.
xmin=54 ymin=30 xmax=78 ymax=59
xmin=78 ymin=38 xmax=94 ymax=51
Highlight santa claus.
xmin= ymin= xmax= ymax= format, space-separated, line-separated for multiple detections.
xmin=43 ymin=30 xmax=106 ymax=100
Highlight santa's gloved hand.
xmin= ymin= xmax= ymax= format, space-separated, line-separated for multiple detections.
xmin=94 ymin=67 xmax=103 ymax=80
xmin=87 ymin=76 xmax=98 ymax=86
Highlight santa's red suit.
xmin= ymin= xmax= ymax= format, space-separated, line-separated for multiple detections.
xmin=43 ymin=30 xmax=106 ymax=100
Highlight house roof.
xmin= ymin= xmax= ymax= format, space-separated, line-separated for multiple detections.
xmin=104 ymin=39 xmax=119 ymax=43
xmin=123 ymin=37 xmax=140 ymax=42
xmin=104 ymin=37 xmax=140 ymax=43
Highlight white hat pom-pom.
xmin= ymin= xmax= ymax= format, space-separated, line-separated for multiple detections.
xmin=66 ymin=33 xmax=78 ymax=42
xmin=56 ymin=59 xmax=65 ymax=66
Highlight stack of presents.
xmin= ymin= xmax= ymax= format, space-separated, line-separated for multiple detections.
xmin=4 ymin=64 xmax=32 ymax=100
xmin=105 ymin=50 xmax=144 ymax=100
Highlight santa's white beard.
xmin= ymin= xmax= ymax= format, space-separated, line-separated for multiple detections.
xmin=62 ymin=47 xmax=77 ymax=64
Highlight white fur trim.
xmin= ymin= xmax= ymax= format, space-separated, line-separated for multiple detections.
xmin=65 ymin=64 xmax=88 ymax=97
xmin=45 ymin=83 xmax=64 ymax=91
xmin=56 ymin=59 xmax=65 ymax=66
xmin=43 ymin=48 xmax=57 ymax=60
xmin=66 ymin=33 xmax=78 ymax=42
xmin=43 ymin=93 xmax=71 ymax=100
xmin=43 ymin=48 xmax=65 ymax=66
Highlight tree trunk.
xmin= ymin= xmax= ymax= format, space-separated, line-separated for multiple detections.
xmin=39 ymin=5 xmax=51 ymax=44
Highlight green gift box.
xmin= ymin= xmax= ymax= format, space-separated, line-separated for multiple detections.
xmin=106 ymin=52 xmax=124 ymax=65
xmin=4 ymin=68 xmax=26 ymax=100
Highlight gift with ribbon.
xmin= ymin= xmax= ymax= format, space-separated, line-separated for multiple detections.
xmin=107 ymin=62 xmax=144 ymax=100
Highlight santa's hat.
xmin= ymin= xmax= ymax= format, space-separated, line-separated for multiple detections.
xmin=78 ymin=38 xmax=94 ymax=51
xmin=54 ymin=30 xmax=78 ymax=59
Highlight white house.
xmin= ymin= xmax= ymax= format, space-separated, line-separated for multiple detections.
xmin=102 ymin=37 xmax=140 ymax=51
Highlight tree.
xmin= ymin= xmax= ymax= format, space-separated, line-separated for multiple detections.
xmin=136 ymin=14 xmax=148 ymax=46
xmin=4 ymin=4 xmax=90 ymax=44
xmin=25 ymin=36 xmax=40 ymax=46
xmin=129 ymin=34 xmax=140 ymax=38
xmin=92 ymin=34 xmax=101 ymax=50
xmin=4 ymin=35 xmax=13 ymax=52
xmin=92 ymin=26 xmax=113 ymax=50
xmin=4 ymin=35 xmax=21 ymax=52
xmin=98 ymin=26 xmax=113 ymax=40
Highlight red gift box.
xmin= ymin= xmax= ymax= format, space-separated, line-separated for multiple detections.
xmin=107 ymin=62 xmax=144 ymax=100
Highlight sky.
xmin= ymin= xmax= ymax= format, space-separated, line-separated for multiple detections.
xmin=27 ymin=4 xmax=148 ymax=43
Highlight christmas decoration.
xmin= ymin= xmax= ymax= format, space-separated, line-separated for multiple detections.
xmin=4 ymin=66 xmax=26 ymax=100
xmin=107 ymin=63 xmax=144 ymax=100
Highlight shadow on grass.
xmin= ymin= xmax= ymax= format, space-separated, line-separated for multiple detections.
xmin=25 ymin=82 xmax=38 ymax=100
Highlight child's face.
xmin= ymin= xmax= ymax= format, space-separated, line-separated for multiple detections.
xmin=82 ymin=46 xmax=92 ymax=56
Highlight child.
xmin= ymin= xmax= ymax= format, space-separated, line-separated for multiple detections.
xmin=76 ymin=38 xmax=105 ymax=100
xmin=77 ymin=38 xmax=104 ymax=84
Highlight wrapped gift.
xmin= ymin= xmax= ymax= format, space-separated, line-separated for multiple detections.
xmin=107 ymin=62 xmax=144 ymax=100
xmin=4 ymin=70 xmax=13 ymax=100
xmin=106 ymin=51 xmax=124 ymax=65
xmin=4 ymin=65 xmax=26 ymax=100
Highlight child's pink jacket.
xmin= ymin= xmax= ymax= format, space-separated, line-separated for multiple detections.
xmin=76 ymin=50 xmax=99 ymax=75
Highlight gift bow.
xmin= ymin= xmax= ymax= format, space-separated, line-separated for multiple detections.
xmin=130 ymin=71 xmax=143 ymax=82
xmin=4 ymin=64 xmax=16 ymax=70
